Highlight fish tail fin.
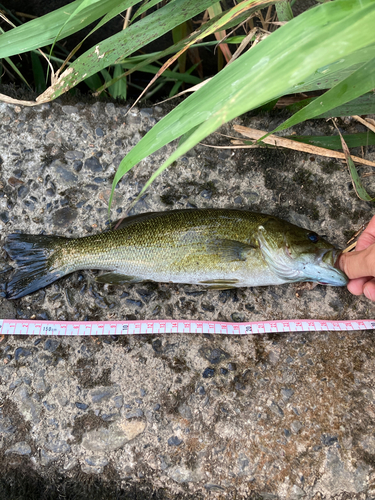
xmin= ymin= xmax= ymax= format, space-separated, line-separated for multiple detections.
xmin=4 ymin=233 xmax=70 ymax=299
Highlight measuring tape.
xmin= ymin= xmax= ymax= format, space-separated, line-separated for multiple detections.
xmin=0 ymin=318 xmax=374 ymax=336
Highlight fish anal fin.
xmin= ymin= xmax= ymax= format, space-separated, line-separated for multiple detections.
xmin=200 ymin=279 xmax=239 ymax=290
xmin=95 ymin=273 xmax=143 ymax=285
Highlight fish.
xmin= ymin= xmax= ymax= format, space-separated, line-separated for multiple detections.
xmin=3 ymin=209 xmax=348 ymax=299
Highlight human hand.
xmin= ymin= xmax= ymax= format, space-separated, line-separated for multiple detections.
xmin=338 ymin=215 xmax=375 ymax=301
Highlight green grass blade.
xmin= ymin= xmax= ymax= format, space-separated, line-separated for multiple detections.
xmin=83 ymin=72 xmax=103 ymax=91
xmin=30 ymin=52 xmax=47 ymax=92
xmin=109 ymin=64 xmax=127 ymax=99
xmin=275 ymin=1 xmax=293 ymax=21
xmin=346 ymin=155 xmax=375 ymax=202
xmin=316 ymin=92 xmax=375 ymax=118
xmin=39 ymin=0 xmax=231 ymax=101
xmin=0 ymin=0 xmax=138 ymax=58
xmin=271 ymin=53 xmax=375 ymax=134
xmin=286 ymin=132 xmax=375 ymax=150
xmin=282 ymin=92 xmax=375 ymax=117
xmin=286 ymin=43 xmax=375 ymax=93
xmin=108 ymin=0 xmax=375 ymax=209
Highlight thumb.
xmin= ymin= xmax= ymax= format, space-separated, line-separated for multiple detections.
xmin=339 ymin=245 xmax=375 ymax=280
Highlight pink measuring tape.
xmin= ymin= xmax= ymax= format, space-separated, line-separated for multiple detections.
xmin=0 ymin=319 xmax=374 ymax=336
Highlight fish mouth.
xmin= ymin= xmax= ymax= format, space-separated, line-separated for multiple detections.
xmin=315 ymin=249 xmax=348 ymax=286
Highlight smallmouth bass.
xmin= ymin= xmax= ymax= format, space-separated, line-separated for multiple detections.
xmin=3 ymin=209 xmax=348 ymax=299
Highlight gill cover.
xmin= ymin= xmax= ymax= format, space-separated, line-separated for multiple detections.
xmin=257 ymin=222 xmax=348 ymax=286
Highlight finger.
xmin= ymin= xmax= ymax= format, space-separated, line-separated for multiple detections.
xmin=356 ymin=215 xmax=375 ymax=252
xmin=339 ymin=246 xmax=375 ymax=280
xmin=347 ymin=276 xmax=371 ymax=295
xmin=364 ymin=278 xmax=375 ymax=302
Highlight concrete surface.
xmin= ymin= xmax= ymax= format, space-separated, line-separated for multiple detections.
xmin=0 ymin=97 xmax=374 ymax=499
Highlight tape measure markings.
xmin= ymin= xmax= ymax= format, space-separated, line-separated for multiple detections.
xmin=0 ymin=319 xmax=374 ymax=336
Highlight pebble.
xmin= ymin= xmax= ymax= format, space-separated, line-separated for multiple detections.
xmin=65 ymin=150 xmax=84 ymax=161
xmin=321 ymin=434 xmax=338 ymax=446
xmin=231 ymin=312 xmax=245 ymax=322
xmin=85 ymin=456 xmax=108 ymax=467
xmin=125 ymin=409 xmax=144 ymax=419
xmin=0 ymin=211 xmax=9 ymax=223
xmin=281 ymin=388 xmax=294 ymax=400
xmin=14 ymin=347 xmax=32 ymax=362
xmin=126 ymin=299 xmax=143 ymax=307
xmin=15 ymin=386 xmax=41 ymax=423
xmin=269 ymin=402 xmax=284 ymax=417
xmin=202 ymin=367 xmax=215 ymax=378
xmin=85 ymin=157 xmax=103 ymax=172
xmin=291 ymin=421 xmax=303 ymax=434
xmin=90 ymin=386 xmax=118 ymax=403
xmin=82 ymin=420 xmax=146 ymax=452
xmin=54 ymin=163 xmax=78 ymax=185
xmin=62 ymin=106 xmax=78 ymax=114
xmin=73 ymin=160 xmax=83 ymax=172
xmin=44 ymin=339 xmax=60 ymax=353
xmin=52 ymin=207 xmax=78 ymax=228
xmin=17 ymin=184 xmax=29 ymax=198
xmin=44 ymin=439 xmax=71 ymax=454
xmin=113 ymin=395 xmax=123 ymax=408
xmin=200 ymin=347 xmax=230 ymax=365
xmin=5 ymin=441 xmax=31 ymax=455
xmin=8 ymin=177 xmax=24 ymax=187
xmin=75 ymin=402 xmax=89 ymax=410
xmin=167 ymin=436 xmax=183 ymax=446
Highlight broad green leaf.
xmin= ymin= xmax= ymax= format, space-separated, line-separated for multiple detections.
xmin=285 ymin=92 xmax=375 ymax=117
xmin=272 ymin=53 xmax=375 ymax=134
xmin=287 ymin=132 xmax=375 ymax=150
xmin=109 ymin=0 xmax=375 ymax=209
xmin=132 ymin=0 xmax=163 ymax=21
xmin=285 ymin=43 xmax=375 ymax=93
xmin=316 ymin=92 xmax=375 ymax=118
xmin=0 ymin=0 xmax=136 ymax=58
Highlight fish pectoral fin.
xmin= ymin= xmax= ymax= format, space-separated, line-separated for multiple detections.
xmin=207 ymin=239 xmax=255 ymax=262
xmin=200 ymin=279 xmax=239 ymax=290
xmin=95 ymin=273 xmax=143 ymax=285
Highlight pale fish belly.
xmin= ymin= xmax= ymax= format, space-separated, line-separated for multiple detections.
xmin=73 ymin=247 xmax=288 ymax=287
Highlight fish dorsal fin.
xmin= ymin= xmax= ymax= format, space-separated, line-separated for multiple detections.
xmin=207 ymin=239 xmax=256 ymax=262
xmin=111 ymin=210 xmax=184 ymax=231
xmin=95 ymin=273 xmax=143 ymax=284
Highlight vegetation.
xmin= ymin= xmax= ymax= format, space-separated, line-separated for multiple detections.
xmin=0 ymin=0 xmax=374 ymax=210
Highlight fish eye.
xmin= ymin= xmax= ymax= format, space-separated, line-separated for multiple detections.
xmin=307 ymin=232 xmax=319 ymax=243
